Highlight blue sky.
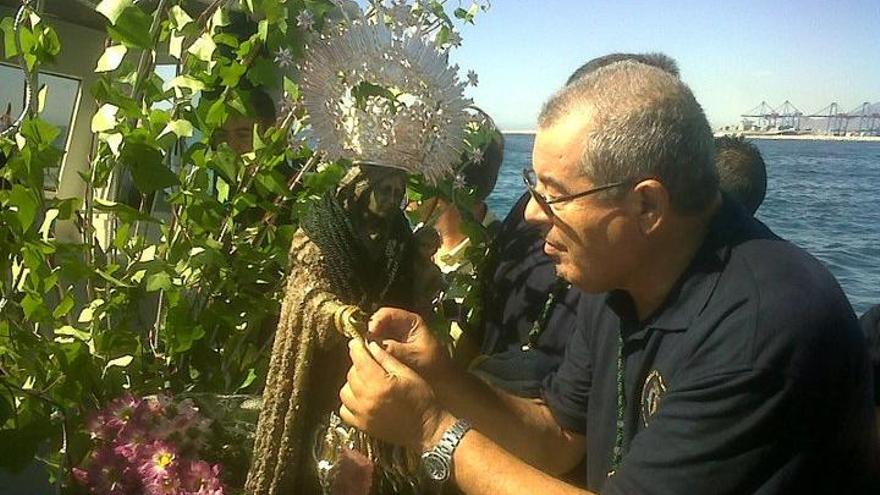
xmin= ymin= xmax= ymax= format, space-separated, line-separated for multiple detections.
xmin=445 ymin=0 xmax=880 ymax=131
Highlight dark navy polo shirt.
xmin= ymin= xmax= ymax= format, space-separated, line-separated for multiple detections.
xmin=859 ymin=304 xmax=880 ymax=404
xmin=543 ymin=198 xmax=879 ymax=494
xmin=474 ymin=192 xmax=581 ymax=397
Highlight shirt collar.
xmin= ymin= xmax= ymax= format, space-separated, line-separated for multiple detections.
xmin=607 ymin=196 xmax=745 ymax=338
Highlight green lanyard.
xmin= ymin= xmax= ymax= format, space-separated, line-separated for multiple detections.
xmin=608 ymin=329 xmax=626 ymax=477
xmin=521 ymin=280 xmax=570 ymax=351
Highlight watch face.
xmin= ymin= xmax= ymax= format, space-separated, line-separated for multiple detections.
xmin=421 ymin=451 xmax=450 ymax=482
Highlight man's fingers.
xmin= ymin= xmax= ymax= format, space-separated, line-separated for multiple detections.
xmin=339 ymin=382 xmax=360 ymax=413
xmin=346 ymin=365 xmax=367 ymax=396
xmin=368 ymin=307 xmax=420 ymax=342
xmin=348 ymin=338 xmax=385 ymax=382
xmin=368 ymin=341 xmax=414 ymax=379
xmin=339 ymin=404 xmax=360 ymax=429
xmin=380 ymin=339 xmax=407 ymax=361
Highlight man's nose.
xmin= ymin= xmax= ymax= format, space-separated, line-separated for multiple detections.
xmin=524 ymin=193 xmax=552 ymax=228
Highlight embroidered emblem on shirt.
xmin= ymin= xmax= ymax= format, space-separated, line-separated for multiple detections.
xmin=640 ymin=369 xmax=666 ymax=427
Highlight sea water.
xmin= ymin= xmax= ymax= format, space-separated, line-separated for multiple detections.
xmin=486 ymin=134 xmax=880 ymax=316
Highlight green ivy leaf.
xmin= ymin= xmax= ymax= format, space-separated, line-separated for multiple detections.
xmin=55 ymin=325 xmax=92 ymax=343
xmin=54 ymin=197 xmax=81 ymax=220
xmin=21 ymin=293 xmax=47 ymax=320
xmin=95 ymin=44 xmax=128 ymax=72
xmin=104 ymin=354 xmax=134 ymax=370
xmin=91 ymin=104 xmax=119 ymax=133
xmin=257 ymin=19 xmax=269 ymax=42
xmin=107 ymin=6 xmax=153 ymax=50
xmin=255 ymin=170 xmax=287 ymax=196
xmin=205 ymin=98 xmax=228 ymax=126
xmin=283 ymin=77 xmax=300 ymax=100
xmin=38 ymin=208 xmax=59 ymax=240
xmin=20 ymin=118 xmax=60 ymax=148
xmin=436 ymin=25 xmax=450 ymax=45
xmin=220 ymin=62 xmax=247 ymax=87
xmin=209 ymin=147 xmax=238 ymax=182
xmin=9 ymin=185 xmax=39 ymax=231
xmin=164 ymin=75 xmax=206 ymax=92
xmin=169 ymin=30 xmax=185 ymax=59
xmin=145 ymin=271 xmax=172 ymax=292
xmin=52 ymin=294 xmax=75 ymax=319
xmin=95 ymin=268 xmax=133 ymax=288
xmin=120 ymin=142 xmax=178 ymax=194
xmin=34 ymin=24 xmax=61 ymax=62
xmin=237 ymin=368 xmax=257 ymax=391
xmin=245 ymin=56 xmax=275 ymax=88
xmin=164 ymin=119 xmax=194 ymax=139
xmin=95 ymin=0 xmax=134 ymax=24
xmin=1 ymin=17 xmax=19 ymax=58
xmin=187 ymin=33 xmax=217 ymax=62
xmin=169 ymin=5 xmax=194 ymax=30
xmin=166 ymin=317 xmax=205 ymax=353
xmin=93 ymin=198 xmax=159 ymax=223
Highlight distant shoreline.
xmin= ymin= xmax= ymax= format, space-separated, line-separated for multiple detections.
xmin=503 ymin=130 xmax=880 ymax=142
xmin=715 ymin=133 xmax=880 ymax=142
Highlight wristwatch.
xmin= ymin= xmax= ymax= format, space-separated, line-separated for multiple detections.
xmin=421 ymin=418 xmax=472 ymax=483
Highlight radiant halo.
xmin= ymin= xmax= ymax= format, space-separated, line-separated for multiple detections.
xmin=298 ymin=16 xmax=471 ymax=182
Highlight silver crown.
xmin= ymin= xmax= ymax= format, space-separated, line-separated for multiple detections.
xmin=299 ymin=15 xmax=472 ymax=183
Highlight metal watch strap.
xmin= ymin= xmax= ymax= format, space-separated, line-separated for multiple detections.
xmin=438 ymin=418 xmax=471 ymax=456
xmin=422 ymin=418 xmax=472 ymax=483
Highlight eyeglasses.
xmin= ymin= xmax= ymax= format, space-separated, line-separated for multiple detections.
xmin=522 ymin=168 xmax=628 ymax=218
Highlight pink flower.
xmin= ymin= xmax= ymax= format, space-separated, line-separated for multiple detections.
xmin=143 ymin=473 xmax=181 ymax=495
xmin=85 ymin=410 xmax=114 ymax=441
xmin=103 ymin=394 xmax=144 ymax=435
xmin=137 ymin=441 xmax=179 ymax=484
xmin=112 ymin=425 xmax=151 ymax=464
xmin=78 ymin=393 xmax=225 ymax=494
xmin=74 ymin=446 xmax=138 ymax=494
xmin=180 ymin=460 xmax=225 ymax=494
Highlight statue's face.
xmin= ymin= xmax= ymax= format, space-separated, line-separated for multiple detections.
xmin=367 ymin=173 xmax=407 ymax=218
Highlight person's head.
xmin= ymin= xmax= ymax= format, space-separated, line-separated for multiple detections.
xmin=409 ymin=109 xmax=504 ymax=236
xmin=566 ymin=52 xmax=679 ymax=86
xmin=340 ymin=164 xmax=407 ymax=221
xmin=715 ymin=136 xmax=767 ymax=215
xmin=216 ymin=89 xmax=277 ymax=155
xmin=459 ymin=110 xmax=505 ymax=203
xmin=525 ymin=60 xmax=718 ymax=293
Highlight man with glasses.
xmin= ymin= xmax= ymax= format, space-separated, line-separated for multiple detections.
xmin=336 ymin=60 xmax=879 ymax=494
xmin=473 ymin=53 xmax=679 ymax=402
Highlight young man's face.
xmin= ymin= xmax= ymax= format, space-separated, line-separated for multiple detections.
xmin=216 ymin=115 xmax=259 ymax=155
xmin=525 ymin=111 xmax=642 ymax=293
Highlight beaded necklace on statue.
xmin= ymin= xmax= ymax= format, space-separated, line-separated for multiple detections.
xmin=520 ymin=279 xmax=571 ymax=351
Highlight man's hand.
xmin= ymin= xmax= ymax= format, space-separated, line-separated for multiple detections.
xmin=339 ymin=338 xmax=453 ymax=450
xmin=368 ymin=307 xmax=452 ymax=382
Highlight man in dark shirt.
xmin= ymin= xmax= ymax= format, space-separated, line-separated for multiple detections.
xmin=474 ymin=53 xmax=681 ymax=398
xmin=860 ymin=304 xmax=880 ymax=427
xmin=337 ymin=60 xmax=879 ymax=494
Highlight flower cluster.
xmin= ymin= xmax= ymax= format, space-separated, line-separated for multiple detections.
xmin=73 ymin=394 xmax=224 ymax=495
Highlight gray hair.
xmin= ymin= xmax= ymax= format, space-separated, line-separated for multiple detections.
xmin=539 ymin=61 xmax=718 ymax=213
xmin=565 ymin=52 xmax=680 ymax=86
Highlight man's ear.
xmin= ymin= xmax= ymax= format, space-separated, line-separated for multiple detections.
xmin=632 ymin=179 xmax=670 ymax=236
